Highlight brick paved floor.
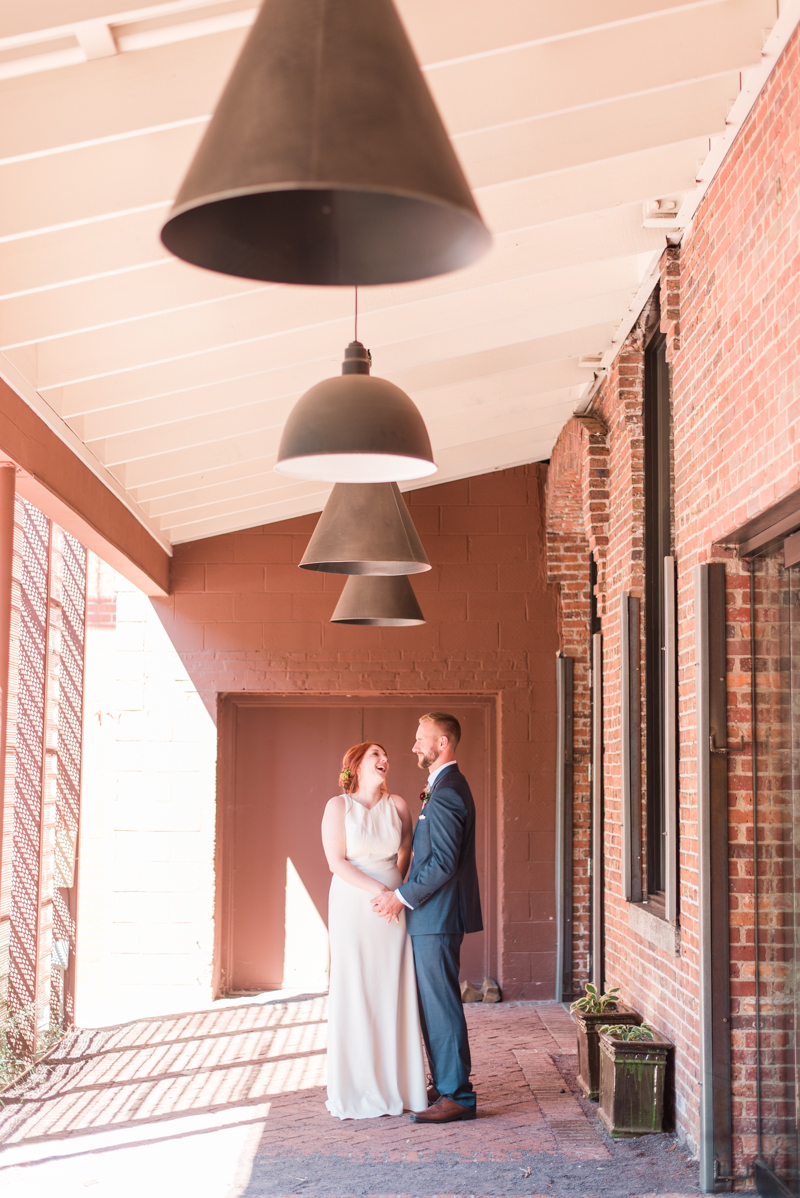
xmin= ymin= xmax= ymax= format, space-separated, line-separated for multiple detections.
xmin=0 ymin=995 xmax=715 ymax=1198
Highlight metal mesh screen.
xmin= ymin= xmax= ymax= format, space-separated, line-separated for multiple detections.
xmin=7 ymin=501 xmax=50 ymax=1044
xmin=50 ymin=532 xmax=86 ymax=1028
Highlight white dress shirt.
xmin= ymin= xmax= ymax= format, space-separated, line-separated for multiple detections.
xmin=395 ymin=761 xmax=457 ymax=909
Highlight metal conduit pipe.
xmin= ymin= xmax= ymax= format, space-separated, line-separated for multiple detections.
xmin=748 ymin=558 xmax=764 ymax=1166
xmin=554 ymin=652 xmax=574 ymax=1003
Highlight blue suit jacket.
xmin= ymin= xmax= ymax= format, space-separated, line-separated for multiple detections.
xmin=398 ymin=763 xmax=483 ymax=936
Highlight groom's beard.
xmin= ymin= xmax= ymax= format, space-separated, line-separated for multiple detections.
xmin=417 ymin=750 xmax=437 ymax=771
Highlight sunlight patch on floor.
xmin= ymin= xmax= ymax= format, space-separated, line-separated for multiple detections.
xmin=1 ymin=1103 xmax=270 ymax=1198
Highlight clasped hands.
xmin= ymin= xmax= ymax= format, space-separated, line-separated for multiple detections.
xmin=371 ymin=887 xmax=403 ymax=923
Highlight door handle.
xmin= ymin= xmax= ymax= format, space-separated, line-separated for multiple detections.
xmin=709 ymin=734 xmax=745 ymax=755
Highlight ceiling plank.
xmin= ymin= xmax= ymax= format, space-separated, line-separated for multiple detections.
xmin=0 ymin=123 xmax=200 ymax=239
xmin=478 ymin=136 xmax=710 ymax=233
xmin=458 ymin=74 xmax=739 ymax=190
xmin=0 ymin=213 xmax=646 ymax=350
xmin=125 ymin=322 xmax=615 ymax=507
xmin=91 ymin=358 xmax=589 ymax=466
xmin=424 ymin=0 xmax=772 ymax=134
xmin=0 ymin=205 xmax=170 ymax=298
xmin=74 ymin=348 xmax=589 ymax=445
xmin=0 ymin=0 xmax=786 ymax=544
xmin=0 ymin=1 xmax=763 ymax=157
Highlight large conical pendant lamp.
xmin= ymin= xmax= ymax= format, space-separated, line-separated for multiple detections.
xmin=276 ymin=342 xmax=435 ymax=483
xmin=300 ymin=482 xmax=429 ymax=575
xmin=331 ymin=575 xmax=425 ymax=625
xmin=160 ymin=0 xmax=491 ymax=286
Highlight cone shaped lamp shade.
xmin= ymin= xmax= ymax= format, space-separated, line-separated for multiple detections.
xmin=332 ymin=575 xmax=425 ymax=625
xmin=276 ymin=342 xmax=435 ymax=483
xmin=160 ymin=0 xmax=491 ymax=286
xmin=300 ymin=482 xmax=429 ymax=575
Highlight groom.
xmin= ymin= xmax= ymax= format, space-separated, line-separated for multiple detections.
xmin=371 ymin=711 xmax=482 ymax=1123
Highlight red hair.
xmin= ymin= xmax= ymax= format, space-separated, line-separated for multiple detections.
xmin=339 ymin=742 xmax=388 ymax=794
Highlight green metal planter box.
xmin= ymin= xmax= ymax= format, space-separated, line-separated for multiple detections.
xmin=597 ymin=1028 xmax=672 ymax=1136
xmin=574 ymin=1005 xmax=641 ymax=1100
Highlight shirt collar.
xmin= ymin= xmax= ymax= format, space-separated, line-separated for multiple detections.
xmin=428 ymin=761 xmax=457 ymax=787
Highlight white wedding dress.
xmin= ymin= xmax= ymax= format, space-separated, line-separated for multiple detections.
xmin=325 ymin=793 xmax=427 ymax=1119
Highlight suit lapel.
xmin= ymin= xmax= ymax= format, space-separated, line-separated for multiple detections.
xmin=419 ymin=765 xmax=457 ymax=823
xmin=430 ymin=763 xmax=457 ymax=795
xmin=414 ymin=765 xmax=457 ymax=841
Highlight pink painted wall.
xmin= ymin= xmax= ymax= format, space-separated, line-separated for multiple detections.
xmin=153 ymin=465 xmax=561 ymax=999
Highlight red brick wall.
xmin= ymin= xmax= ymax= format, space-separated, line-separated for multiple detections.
xmin=152 ymin=465 xmax=560 ymax=1000
xmin=544 ymin=420 xmax=592 ymax=990
xmin=545 ymin=23 xmax=800 ymax=1168
xmin=546 ymin=304 xmax=705 ymax=1161
xmin=668 ymin=23 xmax=800 ymax=1171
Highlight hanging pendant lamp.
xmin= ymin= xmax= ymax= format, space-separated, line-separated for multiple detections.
xmin=331 ymin=575 xmax=425 ymax=625
xmin=160 ymin=0 xmax=491 ymax=286
xmin=300 ymin=482 xmax=429 ymax=575
xmin=276 ymin=342 xmax=435 ymax=483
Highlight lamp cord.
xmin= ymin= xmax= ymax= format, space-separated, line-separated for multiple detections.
xmin=354 ymin=284 xmax=358 ymax=343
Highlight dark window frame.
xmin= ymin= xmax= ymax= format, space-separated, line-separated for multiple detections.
xmin=643 ymin=324 xmax=672 ymax=896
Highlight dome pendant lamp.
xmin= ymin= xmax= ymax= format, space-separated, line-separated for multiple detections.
xmin=160 ymin=0 xmax=491 ymax=286
xmin=276 ymin=341 xmax=436 ymax=483
xmin=331 ymin=575 xmax=425 ymax=626
xmin=300 ymin=482 xmax=429 ymax=575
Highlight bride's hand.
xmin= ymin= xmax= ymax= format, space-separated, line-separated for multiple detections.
xmin=371 ymin=889 xmax=403 ymax=923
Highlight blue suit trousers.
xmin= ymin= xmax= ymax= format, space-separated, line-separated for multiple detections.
xmin=411 ymin=933 xmax=475 ymax=1110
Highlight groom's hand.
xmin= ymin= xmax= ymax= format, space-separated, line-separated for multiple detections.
xmin=371 ymin=891 xmax=403 ymax=923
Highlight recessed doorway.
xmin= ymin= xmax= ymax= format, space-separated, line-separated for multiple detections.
xmin=215 ymin=695 xmax=496 ymax=996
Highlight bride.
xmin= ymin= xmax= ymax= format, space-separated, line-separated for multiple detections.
xmin=321 ymin=741 xmax=427 ymax=1119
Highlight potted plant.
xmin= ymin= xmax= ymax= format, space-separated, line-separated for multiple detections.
xmin=596 ymin=1023 xmax=673 ymax=1137
xmin=570 ymin=984 xmax=641 ymax=1100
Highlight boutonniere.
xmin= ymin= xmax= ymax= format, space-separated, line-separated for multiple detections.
xmin=419 ymin=785 xmax=431 ymax=809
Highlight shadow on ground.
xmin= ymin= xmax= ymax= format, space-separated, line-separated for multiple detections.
xmin=0 ymin=997 xmax=724 ymax=1198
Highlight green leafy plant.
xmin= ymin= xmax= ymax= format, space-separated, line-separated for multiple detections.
xmin=0 ymin=999 xmax=63 ymax=1095
xmin=0 ymin=1001 xmax=33 ymax=1091
xmin=598 ymin=1022 xmax=655 ymax=1042
xmin=570 ymin=983 xmax=621 ymax=1015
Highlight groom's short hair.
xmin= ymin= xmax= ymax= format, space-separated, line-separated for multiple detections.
xmin=420 ymin=711 xmax=461 ymax=749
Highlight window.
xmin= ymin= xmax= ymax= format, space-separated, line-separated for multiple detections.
xmin=643 ymin=323 xmax=673 ymax=899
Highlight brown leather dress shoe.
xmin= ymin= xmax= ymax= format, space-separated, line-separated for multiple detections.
xmin=427 ymin=1083 xmax=440 ymax=1104
xmin=410 ymin=1095 xmax=476 ymax=1123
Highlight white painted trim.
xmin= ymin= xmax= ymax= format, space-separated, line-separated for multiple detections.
xmin=677 ymin=0 xmax=800 ymax=229
xmin=0 ymin=0 xmax=245 ymax=51
xmin=578 ymin=0 xmax=800 ymax=408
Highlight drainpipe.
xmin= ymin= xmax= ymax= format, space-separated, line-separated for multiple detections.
xmin=694 ymin=563 xmax=715 ymax=1193
xmin=554 ymin=652 xmax=574 ymax=1002
xmin=695 ymin=563 xmax=734 ymax=1191
xmin=748 ymin=559 xmax=764 ymax=1169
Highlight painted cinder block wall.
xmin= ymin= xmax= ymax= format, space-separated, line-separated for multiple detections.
xmin=152 ymin=465 xmax=560 ymax=1001
xmin=79 ymin=556 xmax=217 ymax=1026
xmin=545 ymin=23 xmax=800 ymax=1166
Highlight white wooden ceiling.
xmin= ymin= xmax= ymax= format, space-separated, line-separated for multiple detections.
xmin=0 ymin=0 xmax=785 ymax=546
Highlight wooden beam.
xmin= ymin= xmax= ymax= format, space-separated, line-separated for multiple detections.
xmin=0 ymin=375 xmax=169 ymax=594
